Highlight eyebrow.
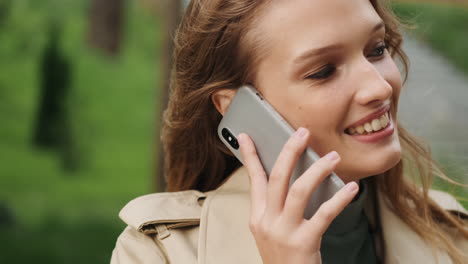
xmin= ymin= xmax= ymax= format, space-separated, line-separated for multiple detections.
xmin=292 ymin=21 xmax=385 ymax=66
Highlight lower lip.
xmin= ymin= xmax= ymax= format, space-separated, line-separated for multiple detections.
xmin=348 ymin=120 xmax=395 ymax=143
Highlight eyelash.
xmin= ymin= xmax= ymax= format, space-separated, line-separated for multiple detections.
xmin=369 ymin=43 xmax=387 ymax=57
xmin=305 ymin=43 xmax=388 ymax=80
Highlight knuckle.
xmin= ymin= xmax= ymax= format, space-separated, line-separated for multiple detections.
xmin=249 ymin=218 xmax=269 ymax=237
xmin=277 ymin=235 xmax=311 ymax=252
xmin=257 ymin=171 xmax=268 ymax=181
xmin=248 ymin=220 xmax=258 ymax=234
xmin=317 ymin=202 xmax=336 ymax=222
xmin=288 ymin=184 xmax=308 ymax=200
xmin=249 ymin=171 xmax=267 ymax=182
xmin=268 ymin=171 xmax=282 ymax=182
xmin=276 ymin=237 xmax=292 ymax=248
xmin=289 ymin=238 xmax=310 ymax=252
xmin=256 ymin=223 xmax=272 ymax=239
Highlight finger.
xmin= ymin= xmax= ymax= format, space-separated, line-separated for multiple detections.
xmin=305 ymin=181 xmax=359 ymax=237
xmin=282 ymin=151 xmax=341 ymax=222
xmin=238 ymin=133 xmax=268 ymax=221
xmin=266 ymin=127 xmax=310 ymax=217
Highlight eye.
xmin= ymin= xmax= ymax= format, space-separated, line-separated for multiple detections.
xmin=368 ymin=43 xmax=387 ymax=58
xmin=305 ymin=65 xmax=336 ymax=80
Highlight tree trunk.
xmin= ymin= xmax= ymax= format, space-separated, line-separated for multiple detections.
xmin=155 ymin=0 xmax=182 ymax=191
xmin=0 ymin=202 xmax=14 ymax=227
xmin=0 ymin=0 xmax=11 ymax=28
xmin=33 ymin=23 xmax=78 ymax=172
xmin=87 ymin=0 xmax=124 ymax=56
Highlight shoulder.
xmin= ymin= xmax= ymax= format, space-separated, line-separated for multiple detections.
xmin=118 ymin=190 xmax=206 ymax=233
xmin=428 ymin=189 xmax=468 ymax=217
xmin=428 ymin=190 xmax=468 ymax=254
xmin=111 ymin=226 xmax=167 ymax=264
xmin=111 ymin=190 xmax=207 ymax=264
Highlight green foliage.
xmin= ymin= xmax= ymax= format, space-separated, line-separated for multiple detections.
xmin=0 ymin=217 xmax=122 ymax=263
xmin=393 ymin=2 xmax=468 ymax=76
xmin=0 ymin=0 xmax=161 ymax=262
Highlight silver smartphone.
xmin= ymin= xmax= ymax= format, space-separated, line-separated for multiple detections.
xmin=217 ymin=85 xmax=344 ymax=219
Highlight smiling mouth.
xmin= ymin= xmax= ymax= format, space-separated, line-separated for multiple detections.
xmin=345 ymin=111 xmax=390 ymax=135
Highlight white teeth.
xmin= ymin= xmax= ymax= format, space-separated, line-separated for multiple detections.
xmin=364 ymin=123 xmax=373 ymax=133
xmin=380 ymin=114 xmax=389 ymax=128
xmin=371 ymin=119 xmax=382 ymax=131
xmin=347 ymin=111 xmax=391 ymax=135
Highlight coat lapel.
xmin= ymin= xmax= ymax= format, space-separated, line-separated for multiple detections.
xmin=198 ymin=166 xmax=262 ymax=264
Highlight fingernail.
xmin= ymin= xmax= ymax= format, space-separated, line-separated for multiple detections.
xmin=295 ymin=127 xmax=308 ymax=138
xmin=345 ymin=182 xmax=358 ymax=193
xmin=325 ymin=151 xmax=339 ymax=161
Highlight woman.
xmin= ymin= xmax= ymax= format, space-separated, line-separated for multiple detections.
xmin=111 ymin=0 xmax=468 ymax=263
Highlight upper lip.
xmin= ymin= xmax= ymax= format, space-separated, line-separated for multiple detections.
xmin=345 ymin=105 xmax=391 ymax=130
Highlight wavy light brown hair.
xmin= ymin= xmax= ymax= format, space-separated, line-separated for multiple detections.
xmin=161 ymin=0 xmax=468 ymax=262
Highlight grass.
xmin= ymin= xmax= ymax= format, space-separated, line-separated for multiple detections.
xmin=0 ymin=0 xmax=161 ymax=262
xmin=393 ymin=2 xmax=468 ymax=76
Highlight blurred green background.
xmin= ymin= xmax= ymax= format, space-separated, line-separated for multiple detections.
xmin=0 ymin=0 xmax=160 ymax=262
xmin=0 ymin=0 xmax=466 ymax=263
xmin=393 ymin=1 xmax=468 ymax=75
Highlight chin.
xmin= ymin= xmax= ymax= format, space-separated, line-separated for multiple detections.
xmin=365 ymin=149 xmax=401 ymax=177
xmin=337 ymin=142 xmax=402 ymax=183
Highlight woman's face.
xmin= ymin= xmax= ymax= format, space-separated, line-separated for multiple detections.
xmin=253 ymin=0 xmax=402 ymax=183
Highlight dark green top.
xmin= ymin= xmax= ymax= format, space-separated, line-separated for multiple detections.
xmin=320 ymin=182 xmax=377 ymax=264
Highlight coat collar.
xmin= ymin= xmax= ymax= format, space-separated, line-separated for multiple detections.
xmin=198 ymin=166 xmax=261 ymax=264
xmin=198 ymin=166 xmax=455 ymax=264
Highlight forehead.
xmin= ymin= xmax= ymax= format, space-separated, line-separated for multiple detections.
xmin=254 ymin=0 xmax=382 ymax=56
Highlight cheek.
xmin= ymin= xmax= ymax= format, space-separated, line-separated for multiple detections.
xmin=289 ymin=92 xmax=338 ymax=128
xmin=290 ymin=97 xmax=346 ymax=156
xmin=264 ymin=89 xmax=341 ymax=154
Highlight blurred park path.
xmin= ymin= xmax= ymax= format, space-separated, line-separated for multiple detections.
xmin=399 ymin=34 xmax=468 ymax=181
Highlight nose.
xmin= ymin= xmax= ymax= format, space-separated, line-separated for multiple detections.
xmin=354 ymin=58 xmax=393 ymax=107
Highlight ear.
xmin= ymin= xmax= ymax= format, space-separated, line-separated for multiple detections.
xmin=211 ymin=89 xmax=236 ymax=116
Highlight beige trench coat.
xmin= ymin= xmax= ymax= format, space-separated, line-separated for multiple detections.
xmin=111 ymin=167 xmax=468 ymax=264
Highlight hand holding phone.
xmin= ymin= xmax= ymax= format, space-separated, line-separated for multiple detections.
xmin=238 ymin=129 xmax=359 ymax=264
